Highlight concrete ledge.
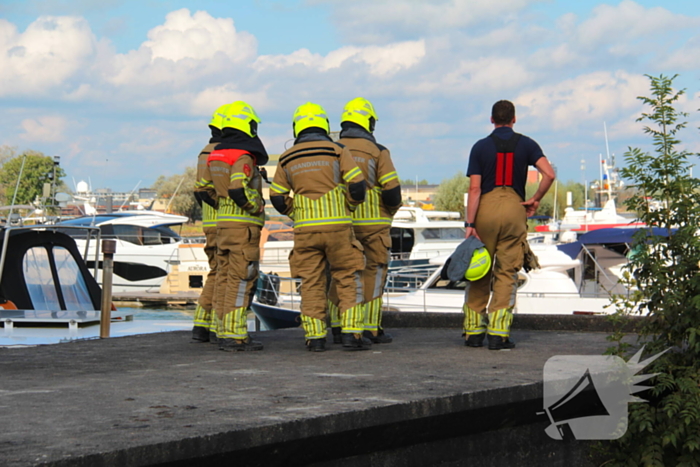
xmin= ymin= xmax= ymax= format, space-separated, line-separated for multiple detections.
xmin=1 ymin=328 xmax=617 ymax=466
xmin=382 ymin=311 xmax=645 ymax=333
xmin=40 ymin=383 xmax=591 ymax=467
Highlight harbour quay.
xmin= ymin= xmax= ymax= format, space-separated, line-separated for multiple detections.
xmin=0 ymin=316 xmax=635 ymax=467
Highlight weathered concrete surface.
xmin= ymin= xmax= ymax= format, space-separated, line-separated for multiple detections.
xmin=383 ymin=311 xmax=645 ymax=333
xmin=0 ymin=328 xmax=621 ymax=467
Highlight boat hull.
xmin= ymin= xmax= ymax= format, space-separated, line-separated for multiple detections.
xmin=251 ymin=301 xmax=301 ymax=330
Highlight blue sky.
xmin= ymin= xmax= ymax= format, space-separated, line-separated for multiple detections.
xmin=1 ymin=0 xmax=699 ymax=192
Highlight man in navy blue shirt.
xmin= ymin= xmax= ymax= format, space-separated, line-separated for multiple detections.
xmin=464 ymin=100 xmax=555 ymax=350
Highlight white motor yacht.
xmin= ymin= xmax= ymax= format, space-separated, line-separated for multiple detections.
xmin=250 ymin=228 xmax=655 ymax=329
xmin=56 ymin=211 xmax=188 ymax=293
xmin=261 ymin=207 xmax=466 ymax=274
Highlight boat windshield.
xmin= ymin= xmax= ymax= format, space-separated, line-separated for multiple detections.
xmin=59 ymin=215 xmax=120 ymax=226
xmin=23 ymin=246 xmax=94 ymax=311
xmin=104 ymin=225 xmax=180 ymax=245
xmin=421 ymin=228 xmax=465 ymax=240
xmin=55 ymin=224 xmax=180 ymax=245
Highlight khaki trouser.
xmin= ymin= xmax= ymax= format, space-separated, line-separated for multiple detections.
xmin=199 ymin=228 xmax=218 ymax=310
xmin=329 ymin=226 xmax=391 ymax=331
xmin=193 ymin=227 xmax=218 ymax=330
xmin=215 ymin=225 xmax=260 ymax=340
xmin=464 ymin=187 xmax=526 ymax=337
xmin=290 ymin=226 xmax=365 ymax=335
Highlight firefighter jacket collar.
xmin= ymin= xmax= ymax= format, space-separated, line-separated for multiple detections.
xmin=209 ymin=127 xmax=222 ymax=144
xmin=294 ymin=130 xmax=333 ymax=145
xmin=215 ymin=129 xmax=269 ymax=166
xmin=339 ymin=122 xmax=376 ymax=144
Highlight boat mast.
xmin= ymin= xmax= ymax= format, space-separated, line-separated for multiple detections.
xmin=6 ymin=155 xmax=27 ymax=225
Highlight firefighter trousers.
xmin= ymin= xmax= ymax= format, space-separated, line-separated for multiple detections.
xmin=464 ymin=187 xmax=526 ymax=337
xmin=215 ymin=225 xmax=260 ymax=340
xmin=328 ymin=226 xmax=391 ymax=331
xmin=194 ymin=227 xmax=218 ymax=332
xmin=290 ymin=226 xmax=365 ymax=338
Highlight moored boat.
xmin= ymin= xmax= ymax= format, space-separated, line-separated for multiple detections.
xmin=0 ymin=221 xmax=191 ymax=347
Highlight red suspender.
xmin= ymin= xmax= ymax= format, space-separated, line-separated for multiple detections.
xmin=490 ymin=134 xmax=520 ymax=187
xmin=505 ymin=152 xmax=514 ymax=186
xmin=495 ymin=153 xmax=504 ymax=186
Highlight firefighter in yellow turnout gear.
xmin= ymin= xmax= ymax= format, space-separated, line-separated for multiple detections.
xmin=328 ymin=98 xmax=402 ymax=344
xmin=270 ymin=102 xmax=369 ymax=352
xmin=203 ymin=101 xmax=269 ymax=351
xmin=191 ymin=107 xmax=225 ymax=343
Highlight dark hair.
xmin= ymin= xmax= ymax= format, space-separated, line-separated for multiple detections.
xmin=492 ymin=100 xmax=515 ymax=125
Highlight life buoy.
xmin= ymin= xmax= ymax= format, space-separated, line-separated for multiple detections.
xmin=0 ymin=299 xmax=17 ymax=310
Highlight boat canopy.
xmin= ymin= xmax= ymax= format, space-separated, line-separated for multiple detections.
xmin=556 ymin=227 xmax=674 ymax=259
xmin=0 ymin=229 xmax=102 ymax=311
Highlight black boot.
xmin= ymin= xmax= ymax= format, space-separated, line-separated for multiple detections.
xmin=331 ymin=327 xmax=342 ymax=344
xmin=209 ymin=332 xmax=219 ymax=345
xmin=363 ymin=329 xmax=393 ymax=344
xmin=191 ymin=326 xmax=210 ymax=343
xmin=306 ymin=338 xmax=326 ymax=352
xmin=487 ymin=334 xmax=515 ymax=350
xmin=465 ymin=333 xmax=485 ymax=347
xmin=341 ymin=333 xmax=372 ymax=351
xmin=219 ymin=337 xmax=264 ymax=352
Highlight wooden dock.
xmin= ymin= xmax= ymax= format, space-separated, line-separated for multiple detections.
xmin=112 ymin=292 xmax=200 ymax=307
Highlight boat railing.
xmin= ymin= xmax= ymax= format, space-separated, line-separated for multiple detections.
xmin=255 ymin=260 xmax=439 ymax=308
xmin=381 ymin=286 xmax=617 ymax=314
xmin=385 ymin=263 xmax=438 ymax=293
xmin=255 ymin=272 xmax=302 ymax=309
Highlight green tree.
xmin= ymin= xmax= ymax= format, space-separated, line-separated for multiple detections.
xmin=433 ymin=172 xmax=469 ymax=216
xmin=400 ymin=178 xmax=429 ymax=186
xmin=0 ymin=151 xmax=66 ymax=206
xmin=602 ymin=75 xmax=700 ymax=465
xmin=152 ymin=167 xmax=200 ymax=221
xmin=527 ymin=180 xmax=586 ymax=219
xmin=0 ymin=145 xmax=17 ymax=166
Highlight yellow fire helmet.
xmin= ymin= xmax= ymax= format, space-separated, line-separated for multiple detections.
xmin=465 ymin=247 xmax=492 ymax=281
xmin=341 ymin=97 xmax=378 ymax=133
xmin=292 ymin=102 xmax=330 ymax=137
xmin=208 ymin=103 xmax=230 ymax=130
xmin=219 ymin=101 xmax=261 ymax=137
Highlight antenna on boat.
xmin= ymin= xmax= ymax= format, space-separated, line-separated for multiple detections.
xmin=118 ymin=181 xmax=142 ymax=211
xmin=6 ymin=155 xmax=27 ymax=226
xmin=604 ymin=122 xmax=611 ymax=165
xmin=552 ymin=179 xmax=558 ymax=223
xmin=165 ymin=176 xmax=186 ymax=213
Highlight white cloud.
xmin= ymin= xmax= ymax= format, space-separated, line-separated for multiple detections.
xmin=255 ymin=40 xmax=425 ymax=77
xmin=321 ymin=0 xmax=541 ymax=43
xmin=101 ymin=9 xmax=257 ymax=88
xmin=514 ymin=71 xmax=649 ymax=131
xmin=0 ymin=16 xmax=96 ymax=96
xmin=575 ymin=0 xmax=700 ymax=50
xmin=2 ymin=2 xmax=700 ymax=191
xmin=189 ymin=85 xmax=272 ymax=117
xmin=144 ymin=9 xmax=256 ymax=63
xmin=661 ymin=35 xmax=700 ymax=71
xmin=19 ymin=116 xmax=69 ymax=143
xmin=407 ymin=56 xmax=535 ymax=96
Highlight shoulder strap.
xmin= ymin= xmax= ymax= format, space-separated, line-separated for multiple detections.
xmin=489 ymin=133 xmax=521 ymax=187
xmin=489 ymin=133 xmax=521 ymax=152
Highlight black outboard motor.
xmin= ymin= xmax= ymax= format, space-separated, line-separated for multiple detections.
xmin=257 ymin=273 xmax=280 ymax=306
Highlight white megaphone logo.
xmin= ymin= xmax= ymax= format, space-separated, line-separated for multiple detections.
xmin=541 ymin=346 xmax=669 ymax=440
